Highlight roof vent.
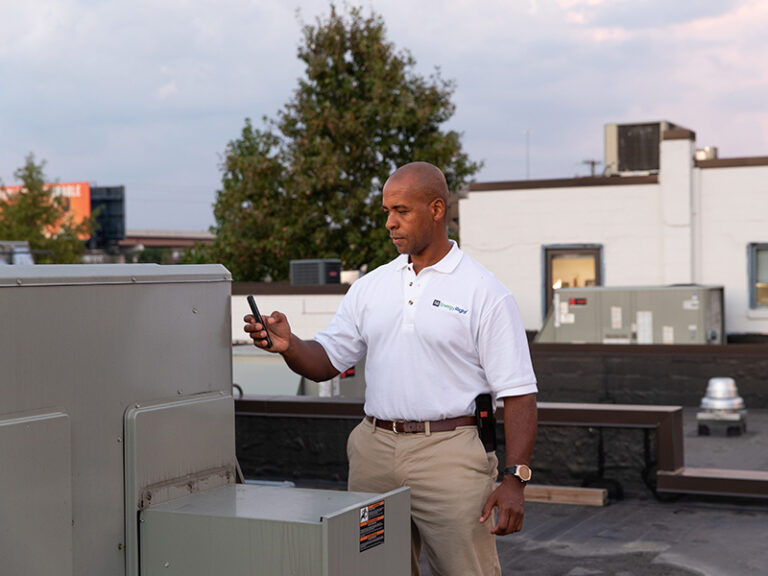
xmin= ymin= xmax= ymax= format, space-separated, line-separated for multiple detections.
xmin=697 ymin=377 xmax=747 ymax=436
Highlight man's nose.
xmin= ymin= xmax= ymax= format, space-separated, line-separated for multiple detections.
xmin=386 ymin=213 xmax=398 ymax=229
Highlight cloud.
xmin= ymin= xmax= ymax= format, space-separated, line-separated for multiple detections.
xmin=569 ymin=0 xmax=741 ymax=30
xmin=157 ymin=81 xmax=178 ymax=100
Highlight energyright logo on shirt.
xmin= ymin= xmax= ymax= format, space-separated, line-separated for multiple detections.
xmin=432 ymin=299 xmax=469 ymax=315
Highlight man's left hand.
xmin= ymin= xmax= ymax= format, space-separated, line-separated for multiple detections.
xmin=479 ymin=476 xmax=525 ymax=535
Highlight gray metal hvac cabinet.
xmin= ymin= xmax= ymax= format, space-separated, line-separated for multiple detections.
xmin=0 ymin=265 xmax=410 ymax=576
xmin=536 ymin=285 xmax=725 ymax=344
xmin=141 ymin=485 xmax=410 ymax=576
xmin=1 ymin=264 xmax=233 ymax=576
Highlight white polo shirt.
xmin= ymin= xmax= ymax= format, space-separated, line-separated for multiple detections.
xmin=315 ymin=241 xmax=537 ymax=421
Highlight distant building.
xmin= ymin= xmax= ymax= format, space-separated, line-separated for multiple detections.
xmin=89 ymin=186 xmax=126 ymax=250
xmin=118 ymin=229 xmax=215 ymax=264
xmin=459 ymin=121 xmax=768 ymax=337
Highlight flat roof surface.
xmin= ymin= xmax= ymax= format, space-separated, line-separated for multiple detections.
xmin=489 ymin=496 xmax=768 ymax=576
xmin=423 ymin=409 xmax=768 ymax=575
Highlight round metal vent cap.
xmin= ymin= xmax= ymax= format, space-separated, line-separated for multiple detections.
xmin=700 ymin=377 xmax=744 ymax=411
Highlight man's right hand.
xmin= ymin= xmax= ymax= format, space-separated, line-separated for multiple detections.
xmin=244 ymin=310 xmax=340 ymax=382
xmin=244 ymin=310 xmax=291 ymax=353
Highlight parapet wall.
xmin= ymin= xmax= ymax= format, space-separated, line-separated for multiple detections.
xmin=531 ymin=343 xmax=768 ymax=408
xmin=235 ymin=399 xmax=657 ymax=499
xmin=235 ymin=344 xmax=768 ymax=499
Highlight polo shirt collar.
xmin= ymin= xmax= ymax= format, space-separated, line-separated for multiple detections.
xmin=395 ymin=240 xmax=463 ymax=273
xmin=431 ymin=240 xmax=462 ymax=273
xmin=394 ymin=253 xmax=411 ymax=270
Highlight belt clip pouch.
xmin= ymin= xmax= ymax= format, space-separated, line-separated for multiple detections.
xmin=475 ymin=393 xmax=497 ymax=452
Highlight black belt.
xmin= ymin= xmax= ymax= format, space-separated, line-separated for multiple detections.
xmin=366 ymin=415 xmax=476 ymax=434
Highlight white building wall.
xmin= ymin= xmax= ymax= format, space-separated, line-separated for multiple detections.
xmin=231 ymin=294 xmax=343 ymax=343
xmin=460 ymin=182 xmax=663 ymax=330
xmin=699 ymin=165 xmax=768 ymax=334
xmin=659 ymin=138 xmax=695 ymax=284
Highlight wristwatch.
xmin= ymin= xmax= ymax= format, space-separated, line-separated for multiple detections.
xmin=504 ymin=464 xmax=532 ymax=483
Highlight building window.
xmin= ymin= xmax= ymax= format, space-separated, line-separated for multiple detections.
xmin=749 ymin=243 xmax=768 ymax=308
xmin=544 ymin=245 xmax=602 ymax=318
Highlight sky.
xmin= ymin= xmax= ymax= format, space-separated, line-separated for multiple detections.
xmin=2 ymin=0 xmax=767 ymax=232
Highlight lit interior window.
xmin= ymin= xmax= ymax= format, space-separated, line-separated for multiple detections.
xmin=551 ymin=255 xmax=596 ymax=290
xmin=756 ymin=247 xmax=768 ymax=307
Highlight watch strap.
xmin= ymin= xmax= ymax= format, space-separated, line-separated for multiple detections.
xmin=503 ymin=465 xmax=532 ymax=482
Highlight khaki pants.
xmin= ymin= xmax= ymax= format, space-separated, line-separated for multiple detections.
xmin=347 ymin=418 xmax=501 ymax=576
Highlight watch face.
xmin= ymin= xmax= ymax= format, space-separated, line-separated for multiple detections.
xmin=517 ymin=465 xmax=532 ymax=482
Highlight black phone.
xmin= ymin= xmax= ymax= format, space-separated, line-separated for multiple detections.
xmin=246 ymin=295 xmax=273 ymax=349
xmin=475 ymin=393 xmax=497 ymax=452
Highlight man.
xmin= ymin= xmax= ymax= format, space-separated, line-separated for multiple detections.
xmin=245 ymin=162 xmax=537 ymax=576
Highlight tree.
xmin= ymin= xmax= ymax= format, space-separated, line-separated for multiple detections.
xmin=203 ymin=4 xmax=481 ymax=281
xmin=0 ymin=154 xmax=92 ymax=264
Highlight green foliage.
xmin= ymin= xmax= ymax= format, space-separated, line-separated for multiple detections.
xmin=209 ymin=4 xmax=481 ymax=281
xmin=0 ymin=153 xmax=91 ymax=264
xmin=179 ymin=241 xmax=213 ymax=265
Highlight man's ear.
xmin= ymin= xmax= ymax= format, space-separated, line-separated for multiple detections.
xmin=431 ymin=198 xmax=446 ymax=221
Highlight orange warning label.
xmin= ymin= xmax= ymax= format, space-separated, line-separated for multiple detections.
xmin=359 ymin=500 xmax=385 ymax=552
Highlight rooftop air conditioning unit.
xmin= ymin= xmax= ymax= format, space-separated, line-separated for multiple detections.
xmin=0 ymin=241 xmax=35 ymax=265
xmin=604 ymin=121 xmax=682 ymax=176
xmin=695 ymin=146 xmax=719 ymax=161
xmin=535 ymin=285 xmax=725 ymax=345
xmin=290 ymin=258 xmax=342 ymax=285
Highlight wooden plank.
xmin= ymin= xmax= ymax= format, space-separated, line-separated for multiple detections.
xmin=523 ymin=484 xmax=608 ymax=506
xmin=657 ymin=467 xmax=768 ymax=498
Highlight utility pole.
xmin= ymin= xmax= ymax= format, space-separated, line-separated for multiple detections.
xmin=582 ymin=158 xmax=602 ymax=177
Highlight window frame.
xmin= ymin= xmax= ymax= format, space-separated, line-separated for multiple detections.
xmin=748 ymin=243 xmax=768 ymax=309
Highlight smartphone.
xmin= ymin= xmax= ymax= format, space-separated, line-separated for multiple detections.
xmin=246 ymin=295 xmax=273 ymax=349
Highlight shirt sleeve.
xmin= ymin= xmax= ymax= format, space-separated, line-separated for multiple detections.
xmin=314 ymin=284 xmax=368 ymax=373
xmin=477 ymin=292 xmax=538 ymax=399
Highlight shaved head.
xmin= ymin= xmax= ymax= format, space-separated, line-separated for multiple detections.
xmin=381 ymin=162 xmax=452 ymax=270
xmin=385 ymin=162 xmax=449 ymax=206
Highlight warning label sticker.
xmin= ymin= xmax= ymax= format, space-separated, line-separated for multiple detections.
xmin=359 ymin=500 xmax=385 ymax=552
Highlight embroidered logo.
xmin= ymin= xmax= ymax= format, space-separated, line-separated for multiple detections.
xmin=432 ymin=299 xmax=469 ymax=315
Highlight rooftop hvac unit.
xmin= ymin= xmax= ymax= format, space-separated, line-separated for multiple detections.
xmin=290 ymin=258 xmax=341 ymax=285
xmin=0 ymin=241 xmax=35 ymax=264
xmin=695 ymin=146 xmax=719 ymax=161
xmin=604 ymin=121 xmax=682 ymax=176
xmin=536 ymin=285 xmax=725 ymax=345
xmin=0 ymin=265 xmax=410 ymax=575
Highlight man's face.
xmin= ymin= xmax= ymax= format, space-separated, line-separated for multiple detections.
xmin=381 ymin=176 xmax=436 ymax=257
